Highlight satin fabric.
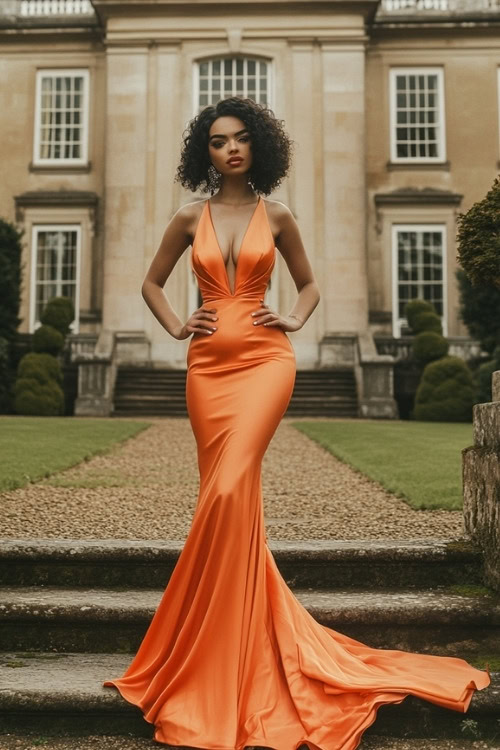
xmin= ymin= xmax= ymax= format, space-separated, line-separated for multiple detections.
xmin=103 ymin=196 xmax=490 ymax=749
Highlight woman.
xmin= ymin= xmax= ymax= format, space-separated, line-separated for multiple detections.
xmin=103 ymin=97 xmax=490 ymax=749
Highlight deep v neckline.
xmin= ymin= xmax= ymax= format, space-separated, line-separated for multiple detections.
xmin=207 ymin=196 xmax=261 ymax=296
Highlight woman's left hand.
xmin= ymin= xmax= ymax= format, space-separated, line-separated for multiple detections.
xmin=250 ymin=300 xmax=303 ymax=332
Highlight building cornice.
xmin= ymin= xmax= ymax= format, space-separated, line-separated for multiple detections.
xmin=374 ymin=187 xmax=463 ymax=205
xmin=91 ymin=0 xmax=382 ymax=29
xmin=14 ymin=190 xmax=99 ymax=225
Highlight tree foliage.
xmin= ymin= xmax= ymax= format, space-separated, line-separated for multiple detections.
xmin=456 ymin=268 xmax=500 ymax=355
xmin=456 ymin=175 xmax=500 ymax=288
xmin=0 ymin=217 xmax=23 ymax=343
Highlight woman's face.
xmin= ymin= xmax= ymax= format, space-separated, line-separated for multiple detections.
xmin=208 ymin=115 xmax=253 ymax=177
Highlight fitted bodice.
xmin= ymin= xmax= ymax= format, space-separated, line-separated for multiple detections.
xmin=191 ymin=196 xmax=276 ymax=303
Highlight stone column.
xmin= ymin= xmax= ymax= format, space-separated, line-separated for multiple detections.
xmin=101 ymin=45 xmax=149 ymax=343
xmin=288 ymin=40 xmax=324 ymax=367
xmin=463 ymin=370 xmax=500 ymax=591
xmin=319 ymin=40 xmax=369 ymax=339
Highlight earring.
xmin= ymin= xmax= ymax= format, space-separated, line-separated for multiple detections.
xmin=207 ymin=164 xmax=221 ymax=193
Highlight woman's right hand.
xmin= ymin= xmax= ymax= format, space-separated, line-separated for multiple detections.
xmin=172 ymin=306 xmax=218 ymax=340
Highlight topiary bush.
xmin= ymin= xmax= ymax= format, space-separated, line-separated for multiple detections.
xmin=412 ymin=330 xmax=449 ymax=365
xmin=40 ymin=296 xmax=75 ymax=338
xmin=412 ymin=311 xmax=443 ymax=335
xmin=404 ymin=299 xmax=436 ymax=332
xmin=33 ymin=324 xmax=65 ymax=356
xmin=14 ymin=351 xmax=64 ymax=416
xmin=14 ymin=377 xmax=64 ymax=416
xmin=13 ymin=295 xmax=72 ymax=416
xmin=414 ymin=356 xmax=475 ymax=422
xmin=17 ymin=351 xmax=63 ymax=386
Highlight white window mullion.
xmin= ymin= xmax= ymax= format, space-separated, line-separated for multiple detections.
xmin=390 ymin=67 xmax=445 ymax=163
xmin=33 ymin=68 xmax=89 ymax=166
xmin=392 ymin=224 xmax=447 ymax=338
xmin=30 ymin=225 xmax=81 ymax=333
xmin=194 ymin=56 xmax=271 ymax=114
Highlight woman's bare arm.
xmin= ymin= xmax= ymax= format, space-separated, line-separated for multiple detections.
xmin=141 ymin=203 xmax=218 ymax=340
xmin=261 ymin=200 xmax=320 ymax=329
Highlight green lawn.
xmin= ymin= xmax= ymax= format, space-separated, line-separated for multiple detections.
xmin=291 ymin=420 xmax=474 ymax=510
xmin=0 ymin=417 xmax=151 ymax=491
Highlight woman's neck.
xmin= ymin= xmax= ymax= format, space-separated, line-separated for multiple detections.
xmin=212 ymin=175 xmax=257 ymax=205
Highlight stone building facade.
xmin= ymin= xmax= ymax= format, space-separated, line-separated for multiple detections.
xmin=0 ymin=0 xmax=498 ymax=414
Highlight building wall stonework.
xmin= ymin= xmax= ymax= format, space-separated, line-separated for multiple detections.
xmin=0 ymin=1 xmax=498 ymax=368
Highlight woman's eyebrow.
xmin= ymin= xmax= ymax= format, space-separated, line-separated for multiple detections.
xmin=209 ymin=129 xmax=249 ymax=141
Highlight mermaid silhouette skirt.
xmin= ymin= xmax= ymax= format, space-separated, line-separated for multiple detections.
xmin=103 ymin=196 xmax=490 ymax=749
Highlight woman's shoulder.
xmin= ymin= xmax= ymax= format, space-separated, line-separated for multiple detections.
xmin=174 ymin=198 xmax=207 ymax=221
xmin=262 ymin=198 xmax=293 ymax=218
xmin=172 ymin=198 xmax=207 ymax=237
xmin=262 ymin=198 xmax=296 ymax=235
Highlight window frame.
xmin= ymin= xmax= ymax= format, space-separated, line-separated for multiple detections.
xmin=33 ymin=68 xmax=90 ymax=166
xmin=389 ymin=67 xmax=446 ymax=164
xmin=29 ymin=223 xmax=82 ymax=333
xmin=192 ymin=55 xmax=273 ymax=114
xmin=391 ymin=223 xmax=448 ymax=338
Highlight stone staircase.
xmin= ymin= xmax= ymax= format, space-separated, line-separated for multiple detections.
xmin=0 ymin=537 xmax=498 ymax=744
xmin=113 ymin=366 xmax=359 ymax=418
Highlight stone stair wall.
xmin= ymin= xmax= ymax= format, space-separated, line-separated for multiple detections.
xmin=0 ymin=537 xmax=497 ymax=741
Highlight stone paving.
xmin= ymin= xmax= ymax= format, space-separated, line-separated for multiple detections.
xmin=0 ymin=735 xmax=497 ymax=749
xmin=0 ymin=418 xmax=465 ymax=541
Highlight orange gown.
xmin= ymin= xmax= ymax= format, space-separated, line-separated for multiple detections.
xmin=102 ymin=196 xmax=490 ymax=749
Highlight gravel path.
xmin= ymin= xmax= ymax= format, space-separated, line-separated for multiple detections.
xmin=0 ymin=418 xmax=465 ymax=541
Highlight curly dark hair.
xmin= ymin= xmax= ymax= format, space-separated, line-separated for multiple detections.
xmin=175 ymin=97 xmax=293 ymax=196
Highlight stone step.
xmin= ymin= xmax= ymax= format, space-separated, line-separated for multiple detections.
xmin=0 ymin=739 xmax=496 ymax=750
xmin=116 ymin=368 xmax=356 ymax=379
xmin=1 ymin=585 xmax=497 ymax=656
xmin=113 ymin=406 xmax=360 ymax=418
xmin=114 ymin=367 xmax=359 ymax=417
xmin=0 ymin=539 xmax=484 ymax=590
xmin=113 ymin=393 xmax=357 ymax=403
xmin=113 ymin=402 xmax=359 ymax=418
xmin=0 ymin=652 xmax=496 ymax=739
xmin=114 ymin=384 xmax=358 ymax=394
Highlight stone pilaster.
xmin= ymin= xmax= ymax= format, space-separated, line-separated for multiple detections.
xmin=320 ymin=39 xmax=369 ymax=336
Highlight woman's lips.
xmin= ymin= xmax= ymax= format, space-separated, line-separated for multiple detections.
xmin=227 ymin=158 xmax=243 ymax=166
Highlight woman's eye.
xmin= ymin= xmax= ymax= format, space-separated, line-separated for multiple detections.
xmin=212 ymin=142 xmax=224 ymax=149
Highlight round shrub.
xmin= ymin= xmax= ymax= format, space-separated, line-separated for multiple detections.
xmin=40 ymin=296 xmax=75 ymax=337
xmin=412 ymin=311 xmax=443 ymax=335
xmin=33 ymin=324 xmax=65 ymax=356
xmin=412 ymin=331 xmax=449 ymax=365
xmin=404 ymin=299 xmax=436 ymax=332
xmin=14 ymin=377 xmax=64 ymax=416
xmin=17 ymin=352 xmax=63 ymax=386
xmin=414 ymin=356 xmax=474 ymax=422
